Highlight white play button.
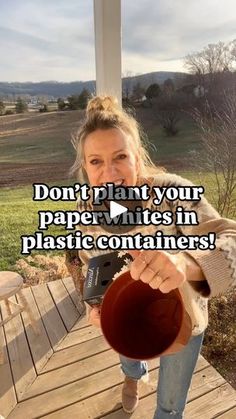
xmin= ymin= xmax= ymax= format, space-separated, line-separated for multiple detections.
xmin=92 ymin=185 xmax=143 ymax=233
xmin=110 ymin=201 xmax=128 ymax=219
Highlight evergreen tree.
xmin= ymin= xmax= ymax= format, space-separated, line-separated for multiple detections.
xmin=78 ymin=89 xmax=90 ymax=109
xmin=0 ymin=100 xmax=5 ymax=115
xmin=57 ymin=98 xmax=66 ymax=110
xmin=15 ymin=97 xmax=28 ymax=113
xmin=145 ymin=83 xmax=161 ymax=100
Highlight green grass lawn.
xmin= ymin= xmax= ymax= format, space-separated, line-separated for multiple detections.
xmin=0 ymin=111 xmax=81 ymax=165
xmin=0 ymin=182 xmax=76 ymax=269
xmin=0 ymin=111 xmax=201 ymax=166
xmin=148 ymin=119 xmax=200 ymax=159
xmin=0 ymin=132 xmax=75 ymax=164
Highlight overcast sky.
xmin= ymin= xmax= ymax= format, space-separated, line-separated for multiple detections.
xmin=0 ymin=0 xmax=235 ymax=82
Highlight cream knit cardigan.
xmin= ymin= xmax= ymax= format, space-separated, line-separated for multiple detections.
xmin=77 ymin=173 xmax=236 ymax=336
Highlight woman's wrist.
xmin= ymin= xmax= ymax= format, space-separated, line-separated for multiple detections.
xmin=182 ymin=253 xmax=206 ymax=282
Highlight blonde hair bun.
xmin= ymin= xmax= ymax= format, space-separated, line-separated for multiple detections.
xmin=86 ymin=95 xmax=120 ymax=117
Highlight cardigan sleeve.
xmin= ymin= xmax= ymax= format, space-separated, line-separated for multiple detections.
xmin=183 ymin=219 xmax=236 ymax=298
xmin=156 ymin=173 xmax=236 ymax=298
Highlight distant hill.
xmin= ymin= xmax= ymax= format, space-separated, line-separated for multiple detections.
xmin=0 ymin=81 xmax=96 ymax=98
xmin=0 ymin=71 xmax=187 ymax=98
xmin=123 ymin=71 xmax=186 ymax=89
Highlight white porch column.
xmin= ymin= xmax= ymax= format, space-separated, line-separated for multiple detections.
xmin=93 ymin=0 xmax=122 ymax=104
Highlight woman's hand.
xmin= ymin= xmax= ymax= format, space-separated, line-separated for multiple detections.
xmin=128 ymin=250 xmax=188 ymax=293
xmin=89 ymin=305 xmax=101 ymax=327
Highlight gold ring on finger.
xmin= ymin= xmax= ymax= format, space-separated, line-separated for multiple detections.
xmin=146 ymin=266 xmax=156 ymax=275
xmin=152 ymin=274 xmax=164 ymax=285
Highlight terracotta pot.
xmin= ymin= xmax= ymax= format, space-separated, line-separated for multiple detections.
xmin=100 ymin=270 xmax=192 ymax=360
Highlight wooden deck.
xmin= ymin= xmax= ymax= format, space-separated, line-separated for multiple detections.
xmin=0 ymin=277 xmax=235 ymax=419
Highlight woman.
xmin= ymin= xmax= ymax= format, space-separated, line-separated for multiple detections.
xmin=70 ymin=95 xmax=236 ymax=418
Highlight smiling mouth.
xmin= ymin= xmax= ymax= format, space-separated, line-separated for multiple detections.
xmin=101 ymin=179 xmax=125 ymax=187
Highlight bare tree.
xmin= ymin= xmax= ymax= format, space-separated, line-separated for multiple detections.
xmin=185 ymin=40 xmax=236 ymax=90
xmin=132 ymin=82 xmax=145 ymax=101
xmin=122 ymin=70 xmax=134 ymax=101
xmin=153 ymin=94 xmax=182 ymax=136
xmin=163 ymin=78 xmax=175 ymax=99
xmin=159 ymin=96 xmax=181 ymax=136
xmin=192 ymin=93 xmax=236 ymax=217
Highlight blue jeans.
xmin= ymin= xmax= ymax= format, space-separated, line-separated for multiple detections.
xmin=119 ymin=332 xmax=204 ymax=419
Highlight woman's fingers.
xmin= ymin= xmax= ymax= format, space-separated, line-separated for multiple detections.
xmin=131 ymin=250 xmax=166 ymax=283
xmin=148 ymin=275 xmax=164 ymax=289
xmin=140 ymin=265 xmax=156 ymax=283
xmin=129 ymin=250 xmax=186 ymax=293
xmin=159 ymin=271 xmax=185 ymax=293
xmin=130 ymin=250 xmax=156 ymax=280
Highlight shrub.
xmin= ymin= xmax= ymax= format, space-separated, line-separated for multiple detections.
xmin=202 ymin=287 xmax=236 ymax=360
xmin=5 ymin=109 xmax=14 ymax=115
xmin=14 ymin=254 xmax=68 ymax=286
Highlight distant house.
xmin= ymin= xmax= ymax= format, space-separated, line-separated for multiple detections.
xmin=177 ymin=84 xmax=206 ymax=97
xmin=131 ymin=95 xmax=147 ymax=105
xmin=193 ymin=85 xmax=206 ymax=98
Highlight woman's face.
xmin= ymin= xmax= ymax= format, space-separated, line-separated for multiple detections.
xmin=83 ymin=128 xmax=139 ymax=187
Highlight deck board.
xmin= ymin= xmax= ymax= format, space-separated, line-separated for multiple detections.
xmin=47 ymin=280 xmax=79 ymax=331
xmin=0 ymin=278 xmax=235 ymax=419
xmin=0 ymin=296 xmax=37 ymax=402
xmin=217 ymin=406 xmax=236 ymax=418
xmin=31 ymin=282 xmax=67 ymax=350
xmin=8 ymin=359 xmax=158 ymax=419
xmin=185 ymin=383 xmax=236 ymax=418
xmin=97 ymin=367 xmax=232 ymax=419
xmin=42 ymin=357 xmax=209 ymax=419
xmin=56 ymin=325 xmax=102 ymax=350
xmin=16 ymin=287 xmax=53 ymax=374
xmin=21 ymin=349 xmax=121 ymax=400
xmin=70 ymin=312 xmax=89 ymax=331
xmin=62 ymin=277 xmax=85 ymax=315
xmin=0 ymin=322 xmax=17 ymax=418
xmin=41 ymin=334 xmax=110 ymax=373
